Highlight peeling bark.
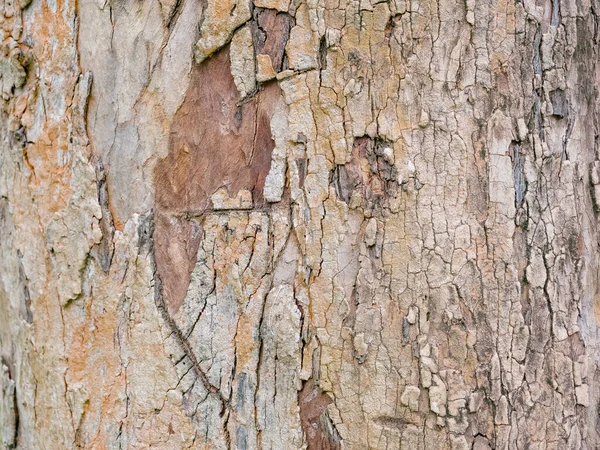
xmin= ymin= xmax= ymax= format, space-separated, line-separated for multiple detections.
xmin=1 ymin=0 xmax=600 ymax=448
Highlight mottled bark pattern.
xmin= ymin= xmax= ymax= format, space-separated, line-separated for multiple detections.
xmin=0 ymin=0 xmax=599 ymax=448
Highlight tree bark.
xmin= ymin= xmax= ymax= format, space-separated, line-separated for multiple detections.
xmin=1 ymin=0 xmax=600 ymax=448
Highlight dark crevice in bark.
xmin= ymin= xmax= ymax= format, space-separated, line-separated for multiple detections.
xmin=165 ymin=0 xmax=184 ymax=31
xmin=509 ymin=141 xmax=527 ymax=209
xmin=318 ymin=36 xmax=327 ymax=71
xmin=149 ymin=216 xmax=231 ymax=415
xmin=91 ymin=155 xmax=115 ymax=273
xmin=16 ymin=250 xmax=32 ymax=323
xmin=330 ymin=136 xmax=400 ymax=214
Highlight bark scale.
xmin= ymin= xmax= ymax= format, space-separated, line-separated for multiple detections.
xmin=0 ymin=0 xmax=599 ymax=448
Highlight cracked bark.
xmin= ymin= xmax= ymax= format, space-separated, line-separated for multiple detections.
xmin=1 ymin=0 xmax=600 ymax=448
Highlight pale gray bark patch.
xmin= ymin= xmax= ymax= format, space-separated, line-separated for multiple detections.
xmin=0 ymin=363 xmax=17 ymax=449
xmin=1 ymin=0 xmax=600 ymax=447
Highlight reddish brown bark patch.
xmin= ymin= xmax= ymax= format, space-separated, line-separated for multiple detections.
xmin=330 ymin=137 xmax=400 ymax=208
xmin=299 ymin=379 xmax=341 ymax=450
xmin=153 ymin=214 xmax=203 ymax=315
xmin=153 ymin=47 xmax=281 ymax=314
xmin=253 ymin=8 xmax=295 ymax=72
xmin=155 ymin=48 xmax=280 ymax=214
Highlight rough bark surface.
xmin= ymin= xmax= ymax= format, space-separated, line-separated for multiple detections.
xmin=1 ymin=0 xmax=600 ymax=448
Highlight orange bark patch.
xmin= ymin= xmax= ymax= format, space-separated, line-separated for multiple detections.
xmin=22 ymin=0 xmax=80 ymax=219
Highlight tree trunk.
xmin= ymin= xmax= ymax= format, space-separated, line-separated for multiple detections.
xmin=1 ymin=0 xmax=600 ymax=448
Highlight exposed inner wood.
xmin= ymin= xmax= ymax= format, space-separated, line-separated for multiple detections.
xmin=154 ymin=46 xmax=280 ymax=314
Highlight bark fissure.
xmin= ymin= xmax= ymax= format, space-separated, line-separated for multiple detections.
xmin=1 ymin=0 xmax=600 ymax=447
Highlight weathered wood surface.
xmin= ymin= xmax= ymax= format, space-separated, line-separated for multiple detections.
xmin=1 ymin=0 xmax=599 ymax=448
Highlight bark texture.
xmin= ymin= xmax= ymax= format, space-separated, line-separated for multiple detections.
xmin=1 ymin=0 xmax=600 ymax=448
